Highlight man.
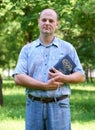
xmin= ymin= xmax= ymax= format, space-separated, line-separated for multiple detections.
xmin=13 ymin=8 xmax=85 ymax=130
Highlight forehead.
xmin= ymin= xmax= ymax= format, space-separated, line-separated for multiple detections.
xmin=40 ymin=9 xmax=58 ymax=20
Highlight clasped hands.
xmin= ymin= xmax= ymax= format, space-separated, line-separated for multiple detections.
xmin=44 ymin=67 xmax=65 ymax=90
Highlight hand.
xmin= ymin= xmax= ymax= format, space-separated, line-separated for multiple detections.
xmin=49 ymin=67 xmax=85 ymax=84
xmin=44 ymin=77 xmax=63 ymax=91
xmin=48 ymin=67 xmax=65 ymax=83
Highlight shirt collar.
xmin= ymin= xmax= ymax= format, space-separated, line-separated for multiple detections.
xmin=52 ymin=37 xmax=59 ymax=47
xmin=35 ymin=37 xmax=58 ymax=47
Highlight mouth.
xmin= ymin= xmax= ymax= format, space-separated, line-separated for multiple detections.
xmin=43 ymin=26 xmax=50 ymax=31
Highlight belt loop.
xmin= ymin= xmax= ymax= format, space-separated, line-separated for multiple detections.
xmin=28 ymin=95 xmax=34 ymax=101
xmin=40 ymin=97 xmax=43 ymax=102
xmin=54 ymin=97 xmax=57 ymax=102
xmin=32 ymin=96 xmax=35 ymax=101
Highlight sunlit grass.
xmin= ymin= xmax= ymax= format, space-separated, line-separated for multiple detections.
xmin=72 ymin=121 xmax=95 ymax=130
xmin=0 ymin=79 xmax=95 ymax=130
xmin=70 ymin=82 xmax=95 ymax=130
xmin=0 ymin=119 xmax=24 ymax=130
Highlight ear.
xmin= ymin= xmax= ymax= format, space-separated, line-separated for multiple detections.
xmin=56 ymin=21 xmax=59 ymax=29
xmin=38 ymin=19 xmax=40 ymax=27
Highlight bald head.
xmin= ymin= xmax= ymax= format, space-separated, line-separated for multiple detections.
xmin=39 ymin=9 xmax=58 ymax=20
xmin=38 ymin=8 xmax=59 ymax=39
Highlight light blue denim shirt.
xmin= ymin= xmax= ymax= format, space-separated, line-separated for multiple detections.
xmin=13 ymin=37 xmax=84 ymax=97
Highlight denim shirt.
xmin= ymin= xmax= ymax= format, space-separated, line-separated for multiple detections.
xmin=13 ymin=37 xmax=84 ymax=97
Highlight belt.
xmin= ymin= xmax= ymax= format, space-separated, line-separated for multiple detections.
xmin=28 ymin=94 xmax=68 ymax=103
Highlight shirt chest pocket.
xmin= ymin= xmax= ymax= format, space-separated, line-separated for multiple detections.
xmin=49 ymin=53 xmax=65 ymax=66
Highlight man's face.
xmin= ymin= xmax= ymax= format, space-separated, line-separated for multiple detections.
xmin=38 ymin=9 xmax=58 ymax=36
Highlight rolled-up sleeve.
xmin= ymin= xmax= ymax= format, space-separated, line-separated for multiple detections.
xmin=72 ymin=47 xmax=85 ymax=75
xmin=12 ymin=45 xmax=28 ymax=76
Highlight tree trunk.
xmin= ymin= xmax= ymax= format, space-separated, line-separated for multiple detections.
xmin=0 ymin=75 xmax=3 ymax=106
xmin=89 ymin=66 xmax=93 ymax=83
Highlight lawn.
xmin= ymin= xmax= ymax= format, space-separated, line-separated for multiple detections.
xmin=0 ymin=79 xmax=95 ymax=130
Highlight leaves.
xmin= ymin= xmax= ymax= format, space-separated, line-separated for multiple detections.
xmin=0 ymin=0 xmax=95 ymax=69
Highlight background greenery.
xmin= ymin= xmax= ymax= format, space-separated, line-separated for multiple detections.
xmin=0 ymin=0 xmax=95 ymax=79
xmin=0 ymin=1 xmax=95 ymax=129
xmin=0 ymin=79 xmax=95 ymax=130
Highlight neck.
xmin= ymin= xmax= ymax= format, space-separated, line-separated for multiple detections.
xmin=40 ymin=34 xmax=55 ymax=45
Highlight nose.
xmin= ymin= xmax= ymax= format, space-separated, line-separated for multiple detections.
xmin=45 ymin=20 xmax=50 ymax=24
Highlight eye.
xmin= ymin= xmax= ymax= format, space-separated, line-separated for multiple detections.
xmin=49 ymin=19 xmax=54 ymax=23
xmin=42 ymin=18 xmax=47 ymax=22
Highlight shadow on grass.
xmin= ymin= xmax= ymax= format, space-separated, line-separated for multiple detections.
xmin=70 ymin=89 xmax=95 ymax=122
xmin=2 ymin=89 xmax=95 ymax=122
xmin=0 ymin=94 xmax=26 ymax=120
xmin=1 ymin=80 xmax=26 ymax=120
xmin=1 ymin=80 xmax=95 ymax=123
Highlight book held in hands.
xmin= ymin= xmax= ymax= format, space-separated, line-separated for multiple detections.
xmin=50 ymin=55 xmax=76 ymax=75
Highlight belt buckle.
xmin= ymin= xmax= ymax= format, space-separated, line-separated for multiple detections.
xmin=40 ymin=97 xmax=43 ymax=102
xmin=40 ymin=97 xmax=51 ymax=103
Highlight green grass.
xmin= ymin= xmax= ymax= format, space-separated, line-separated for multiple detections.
xmin=0 ymin=79 xmax=95 ymax=130
xmin=71 ymin=83 xmax=95 ymax=130
xmin=0 ymin=79 xmax=25 ymax=130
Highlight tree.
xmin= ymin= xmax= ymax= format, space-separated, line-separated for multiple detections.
xmin=0 ymin=0 xmax=95 ymax=82
xmin=71 ymin=0 xmax=95 ymax=82
xmin=0 ymin=0 xmax=72 ymax=70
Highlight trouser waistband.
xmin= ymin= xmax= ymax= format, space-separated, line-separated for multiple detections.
xmin=28 ymin=94 xmax=68 ymax=103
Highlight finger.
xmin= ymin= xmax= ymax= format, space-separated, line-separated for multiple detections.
xmin=53 ymin=76 xmax=59 ymax=81
xmin=57 ymin=82 xmax=63 ymax=86
xmin=48 ymin=72 xmax=56 ymax=79
xmin=51 ymin=67 xmax=58 ymax=73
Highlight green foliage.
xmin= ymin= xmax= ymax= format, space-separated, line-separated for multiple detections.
xmin=70 ymin=0 xmax=95 ymax=65
xmin=0 ymin=0 xmax=95 ymax=70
